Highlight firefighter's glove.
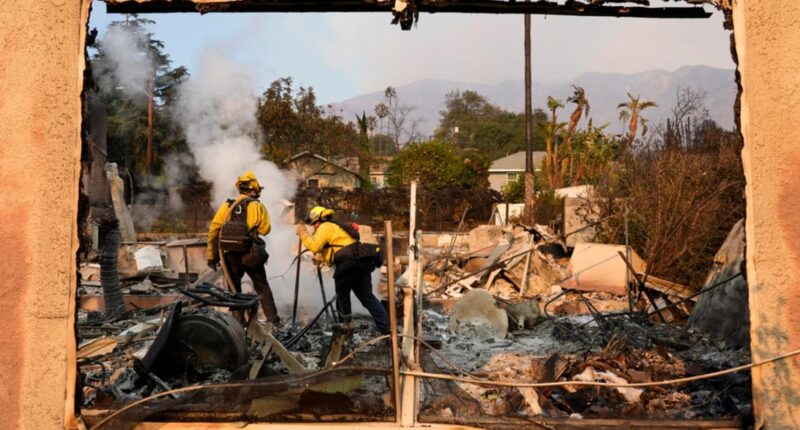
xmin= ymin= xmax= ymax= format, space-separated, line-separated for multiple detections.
xmin=207 ymin=260 xmax=219 ymax=271
xmin=312 ymin=253 xmax=325 ymax=267
xmin=295 ymin=224 xmax=307 ymax=237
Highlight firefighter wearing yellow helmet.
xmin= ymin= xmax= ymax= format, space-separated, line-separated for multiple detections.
xmin=295 ymin=206 xmax=389 ymax=334
xmin=207 ymin=171 xmax=280 ymax=324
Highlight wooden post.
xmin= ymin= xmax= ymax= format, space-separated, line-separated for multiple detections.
xmin=398 ymin=181 xmax=419 ymax=426
xmin=384 ymin=221 xmax=401 ymax=424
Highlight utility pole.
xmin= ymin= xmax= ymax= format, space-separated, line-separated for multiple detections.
xmin=523 ymin=11 xmax=536 ymax=225
xmin=146 ymin=72 xmax=155 ymax=180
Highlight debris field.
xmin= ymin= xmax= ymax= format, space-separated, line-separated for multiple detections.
xmin=76 ymin=221 xmax=751 ymax=429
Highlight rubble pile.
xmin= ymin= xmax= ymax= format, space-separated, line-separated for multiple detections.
xmin=76 ymin=220 xmax=752 ymax=427
xmin=420 ymin=307 xmax=751 ymax=422
xmin=421 ymin=225 xmax=694 ymax=323
xmin=77 ymin=241 xmax=394 ymax=427
xmin=412 ymin=223 xmax=751 ymax=424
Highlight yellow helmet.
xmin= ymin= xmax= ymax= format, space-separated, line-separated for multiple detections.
xmin=305 ymin=206 xmax=334 ymax=224
xmin=235 ymin=171 xmax=263 ymax=196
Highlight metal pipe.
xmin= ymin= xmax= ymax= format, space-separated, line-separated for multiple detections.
xmin=292 ymin=237 xmax=302 ymax=325
xmin=316 ymin=266 xmax=332 ymax=321
xmin=98 ymin=216 xmax=124 ymax=317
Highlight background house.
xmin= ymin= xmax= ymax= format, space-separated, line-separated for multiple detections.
xmin=488 ymin=151 xmax=546 ymax=192
xmin=286 ymin=151 xmax=363 ymax=190
xmin=368 ymin=156 xmax=392 ymax=188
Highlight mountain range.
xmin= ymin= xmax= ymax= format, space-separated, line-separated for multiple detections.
xmin=332 ymin=65 xmax=737 ymax=137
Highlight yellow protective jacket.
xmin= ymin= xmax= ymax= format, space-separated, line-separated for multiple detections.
xmin=299 ymin=222 xmax=356 ymax=266
xmin=207 ymin=194 xmax=271 ymax=261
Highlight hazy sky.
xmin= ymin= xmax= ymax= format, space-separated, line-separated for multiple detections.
xmin=89 ymin=2 xmax=734 ymax=104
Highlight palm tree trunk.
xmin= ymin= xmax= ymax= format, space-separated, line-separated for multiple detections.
xmin=565 ymin=106 xmax=582 ymax=182
xmin=545 ymin=137 xmax=553 ymax=189
xmin=549 ymin=113 xmax=558 ymax=189
xmin=629 ymin=109 xmax=639 ymax=148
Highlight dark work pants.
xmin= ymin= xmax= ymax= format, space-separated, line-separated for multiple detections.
xmin=225 ymin=252 xmax=280 ymax=323
xmin=334 ymin=260 xmax=390 ymax=333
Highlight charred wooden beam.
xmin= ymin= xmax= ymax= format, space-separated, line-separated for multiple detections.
xmin=105 ymin=0 xmax=711 ymax=19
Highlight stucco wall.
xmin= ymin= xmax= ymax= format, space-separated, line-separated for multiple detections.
xmin=488 ymin=172 xmax=517 ymax=192
xmin=733 ymin=1 xmax=800 ymax=428
xmin=0 ymin=1 xmax=90 ymax=428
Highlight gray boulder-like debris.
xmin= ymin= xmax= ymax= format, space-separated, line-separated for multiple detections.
xmin=688 ymin=219 xmax=749 ymax=349
xmin=449 ymin=289 xmax=509 ymax=339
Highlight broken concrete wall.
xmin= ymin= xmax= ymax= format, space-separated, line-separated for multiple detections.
xmin=688 ymin=219 xmax=748 ymax=348
xmin=561 ymin=243 xmax=646 ymax=296
xmin=0 ymin=1 xmax=91 ymax=428
xmin=562 ymin=196 xmax=598 ymax=248
xmin=467 ymin=225 xmax=507 ymax=254
xmin=734 ymin=1 xmax=800 ymax=428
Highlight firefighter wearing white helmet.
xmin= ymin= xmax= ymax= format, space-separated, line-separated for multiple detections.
xmin=295 ymin=206 xmax=390 ymax=334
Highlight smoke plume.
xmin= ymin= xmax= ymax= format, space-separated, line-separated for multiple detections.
xmin=174 ymin=49 xmax=323 ymax=318
xmin=130 ymin=153 xmax=194 ymax=231
xmin=95 ymin=24 xmax=153 ymax=97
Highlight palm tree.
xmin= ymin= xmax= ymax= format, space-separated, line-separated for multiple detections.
xmin=572 ymin=120 xmax=611 ymax=185
xmin=356 ymin=111 xmax=372 ymax=189
xmin=545 ymin=96 xmax=565 ymax=188
xmin=617 ymin=92 xmax=657 ymax=148
xmin=564 ymin=85 xmax=590 ymax=182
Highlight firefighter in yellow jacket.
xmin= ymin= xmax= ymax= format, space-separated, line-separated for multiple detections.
xmin=295 ymin=206 xmax=389 ymax=333
xmin=207 ymin=171 xmax=279 ymax=324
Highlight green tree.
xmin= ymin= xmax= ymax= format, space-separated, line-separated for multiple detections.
xmin=386 ymin=140 xmax=488 ymax=189
xmin=435 ymin=90 xmax=495 ymax=148
xmin=434 ymin=90 xmax=547 ymax=160
xmin=90 ymin=17 xmax=190 ymax=187
xmin=257 ymin=77 xmax=360 ymax=163
xmin=356 ymin=111 xmax=373 ymax=189
xmin=543 ymin=96 xmax=566 ymax=189
xmin=570 ymin=120 xmax=619 ymax=185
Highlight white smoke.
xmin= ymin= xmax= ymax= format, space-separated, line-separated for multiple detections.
xmin=95 ymin=24 xmax=153 ymax=97
xmin=174 ymin=48 xmax=315 ymax=319
xmin=174 ymin=48 xmax=379 ymax=322
xmin=129 ymin=153 xmax=194 ymax=231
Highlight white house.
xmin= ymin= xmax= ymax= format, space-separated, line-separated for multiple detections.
xmin=488 ymin=151 xmax=547 ymax=192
